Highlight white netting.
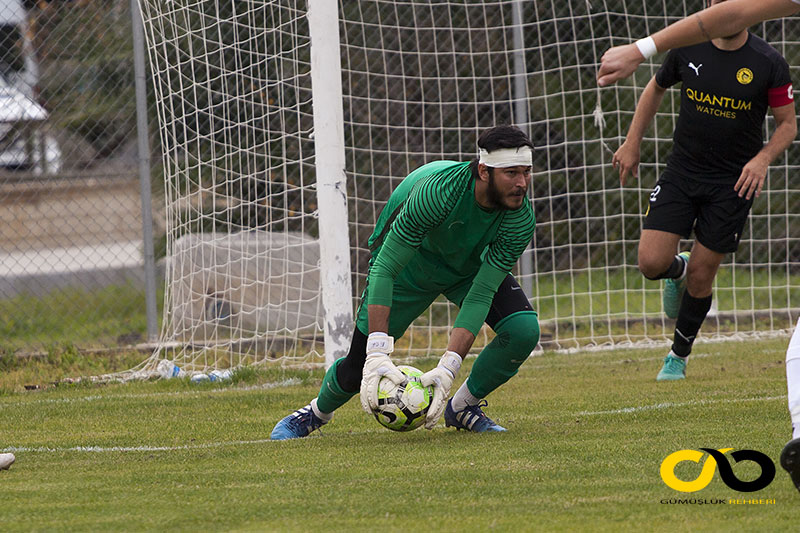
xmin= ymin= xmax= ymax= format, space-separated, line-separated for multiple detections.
xmin=131 ymin=0 xmax=800 ymax=376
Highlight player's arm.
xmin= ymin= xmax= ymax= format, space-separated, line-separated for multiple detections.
xmin=613 ymin=77 xmax=667 ymax=186
xmin=421 ymin=205 xmax=535 ymax=429
xmin=420 ymin=260 xmax=509 ymax=429
xmin=597 ymin=0 xmax=799 ymax=87
xmin=734 ymin=99 xmax=797 ymax=200
xmin=360 ymin=177 xmax=456 ymax=413
xmin=445 ymin=327 xmax=475 ymax=357
xmin=441 ymin=260 xmax=511 ymax=356
xmin=359 ymin=231 xmax=416 ymax=414
xmin=365 ymin=176 xmax=455 ymax=331
xmin=365 ymin=230 xmax=417 ymax=334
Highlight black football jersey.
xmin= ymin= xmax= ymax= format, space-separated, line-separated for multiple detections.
xmin=655 ymin=34 xmax=793 ymax=182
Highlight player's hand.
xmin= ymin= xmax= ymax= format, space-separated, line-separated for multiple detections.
xmin=734 ymin=154 xmax=769 ymax=200
xmin=612 ymin=140 xmax=640 ymax=186
xmin=597 ymin=43 xmax=645 ymax=87
xmin=359 ymin=333 xmax=405 ymax=414
xmin=420 ymin=350 xmax=462 ymax=430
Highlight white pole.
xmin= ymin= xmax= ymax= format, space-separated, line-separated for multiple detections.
xmin=307 ymin=0 xmax=353 ymax=368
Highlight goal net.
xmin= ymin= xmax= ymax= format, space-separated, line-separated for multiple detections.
xmin=132 ymin=0 xmax=800 ymax=376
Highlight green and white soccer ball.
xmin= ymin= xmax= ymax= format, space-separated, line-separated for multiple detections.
xmin=373 ymin=365 xmax=433 ymax=432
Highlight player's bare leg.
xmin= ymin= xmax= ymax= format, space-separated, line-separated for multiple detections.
xmin=657 ymin=241 xmax=723 ymax=381
xmin=637 ymin=229 xmax=683 ymax=282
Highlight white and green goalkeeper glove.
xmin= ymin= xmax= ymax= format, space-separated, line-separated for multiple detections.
xmin=359 ymin=332 xmax=406 ymax=414
xmin=420 ymin=350 xmax=462 ymax=429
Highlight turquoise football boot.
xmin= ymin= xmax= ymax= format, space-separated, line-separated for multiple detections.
xmin=656 ymin=353 xmax=687 ymax=381
xmin=663 ymin=251 xmax=690 ymax=319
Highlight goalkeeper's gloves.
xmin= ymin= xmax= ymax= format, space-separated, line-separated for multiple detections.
xmin=420 ymin=350 xmax=462 ymax=430
xmin=359 ymin=332 xmax=406 ymax=414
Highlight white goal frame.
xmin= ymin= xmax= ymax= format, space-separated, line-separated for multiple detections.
xmin=125 ymin=0 xmax=800 ymax=379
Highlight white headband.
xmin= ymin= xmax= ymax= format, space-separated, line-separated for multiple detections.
xmin=478 ymin=146 xmax=532 ymax=168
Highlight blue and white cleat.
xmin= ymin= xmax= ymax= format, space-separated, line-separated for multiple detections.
xmin=780 ymin=437 xmax=800 ymax=494
xmin=444 ymin=399 xmax=506 ymax=432
xmin=270 ymin=404 xmax=328 ymax=440
xmin=663 ymin=251 xmax=690 ymax=319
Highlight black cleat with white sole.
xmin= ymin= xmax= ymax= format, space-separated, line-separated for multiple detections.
xmin=780 ymin=437 xmax=800 ymax=494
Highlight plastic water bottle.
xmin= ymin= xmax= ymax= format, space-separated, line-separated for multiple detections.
xmin=156 ymin=359 xmax=185 ymax=379
xmin=209 ymin=369 xmax=232 ymax=382
xmin=190 ymin=373 xmax=209 ymax=383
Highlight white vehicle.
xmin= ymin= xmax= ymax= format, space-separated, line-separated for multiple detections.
xmin=0 ymin=0 xmax=60 ymax=173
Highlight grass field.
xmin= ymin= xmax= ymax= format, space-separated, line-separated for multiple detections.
xmin=1 ymin=337 xmax=798 ymax=532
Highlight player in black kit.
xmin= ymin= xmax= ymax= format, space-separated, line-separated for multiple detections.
xmin=612 ymin=0 xmax=796 ymax=381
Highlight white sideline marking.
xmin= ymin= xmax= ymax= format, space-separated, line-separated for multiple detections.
xmin=0 ymin=378 xmax=302 ymax=408
xmin=1 ymin=426 xmax=405 ymax=455
xmin=4 ymin=439 xmax=275 ymax=454
xmin=578 ymin=394 xmax=786 ymax=416
xmin=525 ymin=352 xmax=713 ymax=370
xmin=1 ymin=428 xmax=393 ymax=455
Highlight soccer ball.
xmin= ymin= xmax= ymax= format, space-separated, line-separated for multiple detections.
xmin=372 ymin=365 xmax=433 ymax=432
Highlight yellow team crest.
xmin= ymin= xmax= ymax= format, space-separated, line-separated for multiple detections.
xmin=736 ymin=68 xmax=753 ymax=85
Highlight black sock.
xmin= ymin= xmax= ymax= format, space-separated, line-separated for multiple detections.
xmin=671 ymin=292 xmax=712 ymax=357
xmin=645 ymin=254 xmax=686 ymax=281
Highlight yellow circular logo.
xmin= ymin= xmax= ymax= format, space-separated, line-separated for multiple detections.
xmin=660 ymin=449 xmax=732 ymax=492
xmin=736 ymin=68 xmax=754 ymax=85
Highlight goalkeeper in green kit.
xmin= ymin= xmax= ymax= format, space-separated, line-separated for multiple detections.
xmin=271 ymin=125 xmax=540 ymax=439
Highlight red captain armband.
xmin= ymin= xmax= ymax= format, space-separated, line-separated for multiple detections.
xmin=768 ymin=83 xmax=794 ymax=108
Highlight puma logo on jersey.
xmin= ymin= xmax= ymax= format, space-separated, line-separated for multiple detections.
xmin=688 ymin=62 xmax=703 ymax=76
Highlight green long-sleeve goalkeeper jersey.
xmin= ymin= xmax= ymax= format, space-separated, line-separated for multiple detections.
xmin=366 ymin=160 xmax=535 ymax=335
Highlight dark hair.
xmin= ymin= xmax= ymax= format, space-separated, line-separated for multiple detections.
xmin=477 ymin=125 xmax=533 ymax=152
xmin=470 ymin=125 xmax=533 ymax=177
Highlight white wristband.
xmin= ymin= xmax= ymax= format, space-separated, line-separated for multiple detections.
xmin=635 ymin=37 xmax=658 ymax=59
xmin=366 ymin=332 xmax=394 ymax=355
xmin=439 ymin=350 xmax=462 ymax=378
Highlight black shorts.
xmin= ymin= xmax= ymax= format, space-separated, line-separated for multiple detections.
xmin=642 ymin=170 xmax=754 ymax=254
xmin=482 ymin=274 xmax=536 ymax=329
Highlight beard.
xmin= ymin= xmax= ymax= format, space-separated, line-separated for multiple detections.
xmin=486 ymin=170 xmax=525 ymax=210
xmin=485 ymin=171 xmax=506 ymax=209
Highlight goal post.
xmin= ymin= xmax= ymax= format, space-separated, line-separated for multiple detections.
xmin=127 ymin=0 xmax=800 ymax=378
xmin=307 ymin=0 xmax=353 ymax=368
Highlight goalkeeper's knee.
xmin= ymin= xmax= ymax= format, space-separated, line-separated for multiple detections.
xmin=494 ymin=310 xmax=540 ymax=362
xmin=468 ymin=311 xmax=540 ymax=399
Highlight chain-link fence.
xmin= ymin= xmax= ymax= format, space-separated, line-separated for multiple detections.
xmin=4 ymin=0 xmax=800 ymax=359
xmin=0 ymin=0 xmax=159 ymax=355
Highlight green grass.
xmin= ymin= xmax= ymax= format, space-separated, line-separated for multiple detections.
xmin=0 ymin=284 xmax=162 ymax=353
xmin=0 ymin=337 xmax=797 ymax=531
xmin=0 ymin=348 xmax=148 ymax=394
